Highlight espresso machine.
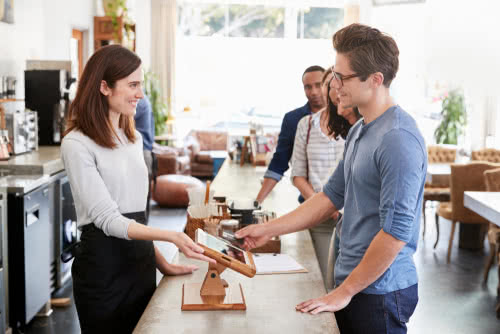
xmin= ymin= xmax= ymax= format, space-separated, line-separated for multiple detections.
xmin=3 ymin=101 xmax=38 ymax=155
xmin=25 ymin=69 xmax=76 ymax=145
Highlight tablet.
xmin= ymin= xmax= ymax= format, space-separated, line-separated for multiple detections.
xmin=195 ymin=229 xmax=256 ymax=278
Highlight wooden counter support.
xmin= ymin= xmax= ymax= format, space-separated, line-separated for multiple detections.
xmin=182 ymin=262 xmax=246 ymax=311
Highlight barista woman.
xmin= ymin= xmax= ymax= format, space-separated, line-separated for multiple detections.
xmin=61 ymin=45 xmax=214 ymax=333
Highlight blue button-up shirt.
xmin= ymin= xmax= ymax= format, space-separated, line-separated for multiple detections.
xmin=323 ymin=105 xmax=427 ymax=294
xmin=134 ymin=95 xmax=155 ymax=151
xmin=265 ymin=103 xmax=311 ymax=181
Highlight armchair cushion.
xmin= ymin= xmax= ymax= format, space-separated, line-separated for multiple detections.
xmin=195 ymin=152 xmax=213 ymax=163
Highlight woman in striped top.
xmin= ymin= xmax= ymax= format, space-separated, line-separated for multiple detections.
xmin=290 ymin=68 xmax=344 ymax=284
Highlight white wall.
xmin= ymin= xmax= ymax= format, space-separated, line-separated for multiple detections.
xmin=365 ymin=0 xmax=500 ymax=149
xmin=129 ymin=0 xmax=152 ymax=68
xmin=0 ymin=0 xmax=95 ymax=99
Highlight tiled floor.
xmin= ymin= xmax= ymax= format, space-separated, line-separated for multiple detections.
xmin=22 ymin=202 xmax=500 ymax=334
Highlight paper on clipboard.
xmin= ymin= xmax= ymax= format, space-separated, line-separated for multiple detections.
xmin=253 ymin=253 xmax=308 ymax=275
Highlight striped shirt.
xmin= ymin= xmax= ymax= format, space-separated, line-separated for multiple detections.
xmin=291 ymin=109 xmax=345 ymax=193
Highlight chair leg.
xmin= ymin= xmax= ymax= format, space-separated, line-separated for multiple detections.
xmin=422 ymin=200 xmax=427 ymax=238
xmin=447 ymin=221 xmax=457 ymax=263
xmin=434 ymin=213 xmax=440 ymax=249
xmin=483 ymin=240 xmax=496 ymax=284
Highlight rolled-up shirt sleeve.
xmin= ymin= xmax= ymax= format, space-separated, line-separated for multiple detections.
xmin=61 ymin=138 xmax=133 ymax=240
xmin=376 ymin=129 xmax=426 ymax=243
xmin=322 ymin=158 xmax=346 ymax=211
xmin=290 ymin=117 xmax=308 ymax=181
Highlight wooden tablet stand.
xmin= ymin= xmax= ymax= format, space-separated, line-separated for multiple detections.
xmin=182 ymin=262 xmax=246 ymax=311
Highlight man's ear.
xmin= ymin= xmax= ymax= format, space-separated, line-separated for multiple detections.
xmin=371 ymin=72 xmax=384 ymax=88
xmin=100 ymin=80 xmax=111 ymax=96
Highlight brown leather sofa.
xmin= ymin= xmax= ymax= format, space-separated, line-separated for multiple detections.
xmin=185 ymin=130 xmax=228 ymax=178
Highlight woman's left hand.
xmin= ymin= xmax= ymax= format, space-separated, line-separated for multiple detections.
xmin=160 ymin=263 xmax=199 ymax=276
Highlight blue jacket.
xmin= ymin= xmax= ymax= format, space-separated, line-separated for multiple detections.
xmin=264 ymin=103 xmax=311 ymax=182
xmin=134 ymin=95 xmax=155 ymax=151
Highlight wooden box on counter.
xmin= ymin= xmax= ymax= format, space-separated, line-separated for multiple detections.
xmin=250 ymin=236 xmax=281 ymax=253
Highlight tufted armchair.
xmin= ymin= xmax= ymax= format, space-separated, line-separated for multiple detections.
xmin=483 ymin=168 xmax=500 ymax=288
xmin=423 ymin=145 xmax=457 ymax=237
xmin=153 ymin=143 xmax=191 ymax=176
xmin=185 ymin=130 xmax=228 ymax=178
xmin=471 ymin=148 xmax=500 ymax=163
xmin=428 ymin=145 xmax=457 ymax=163
xmin=435 ymin=162 xmax=500 ymax=262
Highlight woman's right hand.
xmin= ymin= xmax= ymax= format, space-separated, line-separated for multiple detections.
xmin=235 ymin=224 xmax=271 ymax=250
xmin=172 ymin=232 xmax=216 ymax=264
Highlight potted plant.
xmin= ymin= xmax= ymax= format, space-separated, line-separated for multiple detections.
xmin=102 ymin=0 xmax=132 ymax=42
xmin=434 ymin=89 xmax=467 ymax=145
xmin=143 ymin=69 xmax=168 ymax=135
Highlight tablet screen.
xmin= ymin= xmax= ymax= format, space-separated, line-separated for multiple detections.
xmin=196 ymin=229 xmax=247 ymax=264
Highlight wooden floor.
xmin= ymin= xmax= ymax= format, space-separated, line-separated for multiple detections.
xmin=23 ymin=202 xmax=500 ymax=334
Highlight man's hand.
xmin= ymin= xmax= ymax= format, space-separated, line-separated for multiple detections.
xmin=331 ymin=211 xmax=340 ymax=221
xmin=234 ymin=224 xmax=271 ymax=250
xmin=295 ymin=287 xmax=352 ymax=315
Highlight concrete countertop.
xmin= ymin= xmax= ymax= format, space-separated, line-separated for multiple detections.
xmin=0 ymin=146 xmax=63 ymax=176
xmin=134 ymin=161 xmax=339 ymax=334
xmin=0 ymin=174 xmax=51 ymax=195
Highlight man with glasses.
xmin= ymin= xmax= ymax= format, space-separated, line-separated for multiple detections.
xmin=255 ymin=65 xmax=325 ymax=204
xmin=237 ymin=23 xmax=426 ymax=334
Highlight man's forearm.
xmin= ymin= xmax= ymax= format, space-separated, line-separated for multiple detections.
xmin=264 ymin=192 xmax=336 ymax=237
xmin=256 ymin=177 xmax=278 ymax=203
xmin=293 ymin=176 xmax=316 ymax=200
xmin=338 ymin=230 xmax=406 ymax=296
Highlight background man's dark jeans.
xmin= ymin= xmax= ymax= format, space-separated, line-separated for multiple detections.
xmin=334 ymin=284 xmax=418 ymax=334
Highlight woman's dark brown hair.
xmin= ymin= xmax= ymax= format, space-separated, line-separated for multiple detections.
xmin=326 ymin=81 xmax=361 ymax=140
xmin=65 ymin=45 xmax=141 ymax=148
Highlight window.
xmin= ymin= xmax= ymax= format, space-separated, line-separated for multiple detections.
xmin=228 ymin=5 xmax=284 ymax=38
xmin=176 ymin=2 xmax=343 ymax=134
xmin=179 ymin=4 xmax=344 ymax=40
xmin=297 ymin=7 xmax=344 ymax=39
xmin=178 ymin=4 xmax=226 ymax=36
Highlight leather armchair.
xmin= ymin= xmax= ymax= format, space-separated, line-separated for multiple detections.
xmin=152 ymin=143 xmax=191 ymax=176
xmin=423 ymin=145 xmax=456 ymax=237
xmin=435 ymin=162 xmax=500 ymax=262
xmin=471 ymin=148 xmax=500 ymax=163
xmin=185 ymin=130 xmax=228 ymax=178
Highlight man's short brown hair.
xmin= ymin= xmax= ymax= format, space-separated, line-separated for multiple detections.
xmin=333 ymin=23 xmax=399 ymax=87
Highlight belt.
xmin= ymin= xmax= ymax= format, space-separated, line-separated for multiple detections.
xmin=61 ymin=211 xmax=146 ymax=263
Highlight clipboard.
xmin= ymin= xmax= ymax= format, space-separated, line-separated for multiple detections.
xmin=253 ymin=253 xmax=308 ymax=275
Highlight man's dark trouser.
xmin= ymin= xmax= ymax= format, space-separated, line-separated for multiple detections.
xmin=334 ymin=284 xmax=418 ymax=334
xmin=143 ymin=150 xmax=157 ymax=223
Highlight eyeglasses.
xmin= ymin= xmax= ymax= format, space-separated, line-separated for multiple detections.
xmin=331 ymin=66 xmax=361 ymax=88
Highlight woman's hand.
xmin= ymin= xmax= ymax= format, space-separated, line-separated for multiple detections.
xmin=235 ymin=224 xmax=271 ymax=250
xmin=172 ymin=232 xmax=216 ymax=264
xmin=159 ymin=262 xmax=199 ymax=276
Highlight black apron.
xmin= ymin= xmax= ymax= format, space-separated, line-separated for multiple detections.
xmin=71 ymin=212 xmax=156 ymax=333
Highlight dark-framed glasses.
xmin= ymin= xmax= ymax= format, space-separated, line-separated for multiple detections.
xmin=331 ymin=66 xmax=361 ymax=88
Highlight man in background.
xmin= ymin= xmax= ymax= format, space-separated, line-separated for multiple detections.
xmin=256 ymin=65 xmax=325 ymax=204
xmin=134 ymin=94 xmax=155 ymax=221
